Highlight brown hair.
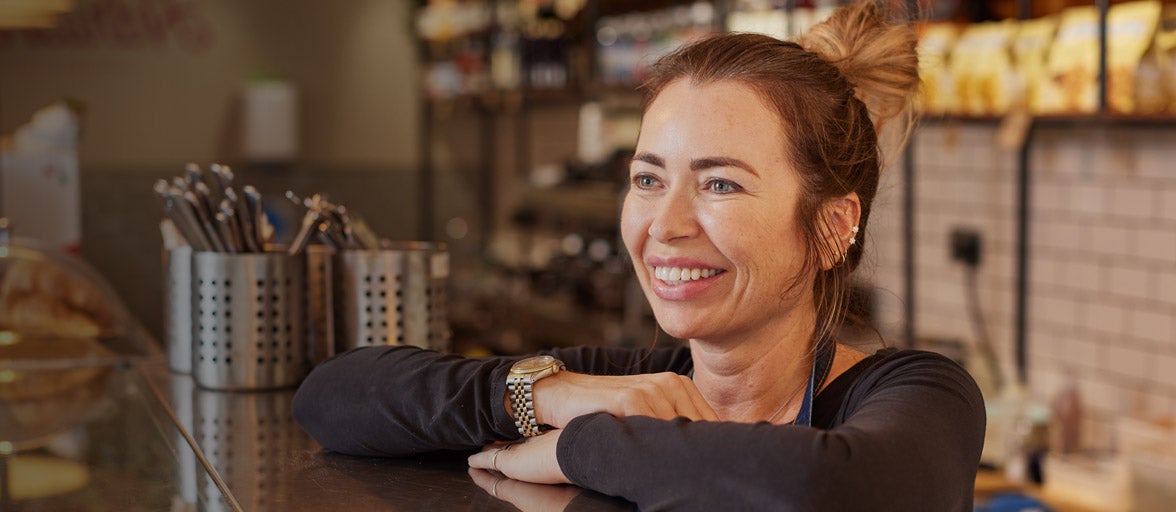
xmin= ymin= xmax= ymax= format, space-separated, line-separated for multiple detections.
xmin=639 ymin=1 xmax=919 ymax=349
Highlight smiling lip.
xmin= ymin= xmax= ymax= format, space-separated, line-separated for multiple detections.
xmin=645 ymin=257 xmax=726 ymax=301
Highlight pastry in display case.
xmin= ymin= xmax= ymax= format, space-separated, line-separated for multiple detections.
xmin=0 ymin=218 xmax=159 ymax=452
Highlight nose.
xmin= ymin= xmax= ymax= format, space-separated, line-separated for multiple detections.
xmin=648 ymin=187 xmax=699 ymax=243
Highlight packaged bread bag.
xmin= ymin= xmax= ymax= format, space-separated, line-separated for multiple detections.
xmin=984 ymin=20 xmax=1021 ymax=116
xmin=951 ymin=21 xmax=1018 ymax=116
xmin=1147 ymin=4 xmax=1176 ymax=114
xmin=1013 ymin=16 xmax=1059 ymax=114
xmin=950 ymin=23 xmax=986 ymax=115
xmin=1107 ymin=0 xmax=1162 ymax=114
xmin=1043 ymin=6 xmax=1100 ymax=114
xmin=917 ymin=23 xmax=960 ymax=115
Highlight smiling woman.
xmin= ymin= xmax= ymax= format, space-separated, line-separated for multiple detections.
xmin=292 ymin=2 xmax=986 ymax=511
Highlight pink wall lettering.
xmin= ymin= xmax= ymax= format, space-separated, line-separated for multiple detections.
xmin=0 ymin=0 xmax=214 ymax=54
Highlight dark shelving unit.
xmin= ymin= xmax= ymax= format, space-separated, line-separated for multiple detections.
xmin=414 ymin=0 xmax=729 ymax=351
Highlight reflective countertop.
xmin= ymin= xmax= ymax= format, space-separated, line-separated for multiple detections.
xmin=3 ymin=363 xmax=635 ymax=511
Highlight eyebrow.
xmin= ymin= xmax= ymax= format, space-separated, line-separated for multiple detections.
xmin=631 ymin=152 xmax=760 ymax=178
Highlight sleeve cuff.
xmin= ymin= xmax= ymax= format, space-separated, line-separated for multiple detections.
xmin=556 ymin=412 xmax=608 ymax=487
xmin=490 ymin=361 xmax=524 ymax=440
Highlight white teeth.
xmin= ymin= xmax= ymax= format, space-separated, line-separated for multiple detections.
xmin=652 ymin=266 xmax=721 ymax=285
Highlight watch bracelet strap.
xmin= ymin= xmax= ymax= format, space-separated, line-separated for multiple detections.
xmin=508 ymin=376 xmax=542 ymax=437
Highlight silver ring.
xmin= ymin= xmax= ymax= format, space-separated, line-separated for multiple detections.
xmin=491 ymin=447 xmax=503 ymax=472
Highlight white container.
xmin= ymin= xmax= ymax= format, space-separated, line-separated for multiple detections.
xmin=241 ymin=81 xmax=298 ymax=163
xmin=0 ymin=151 xmax=79 ymax=251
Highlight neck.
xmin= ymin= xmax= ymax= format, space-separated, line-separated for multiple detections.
xmin=689 ymin=308 xmax=818 ymax=424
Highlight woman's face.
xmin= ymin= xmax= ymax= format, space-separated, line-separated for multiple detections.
xmin=622 ymin=79 xmax=814 ymax=343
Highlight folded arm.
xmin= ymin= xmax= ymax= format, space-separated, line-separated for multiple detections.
xmin=555 ymin=351 xmax=986 ymax=511
xmin=291 ymin=344 xmax=695 ymax=456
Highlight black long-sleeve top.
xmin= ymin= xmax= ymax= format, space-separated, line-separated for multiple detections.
xmin=292 ymin=345 xmax=986 ymax=511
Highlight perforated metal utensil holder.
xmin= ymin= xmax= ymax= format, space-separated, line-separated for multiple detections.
xmin=165 ymin=245 xmax=194 ymax=373
xmin=333 ymin=243 xmax=449 ymax=352
xmin=192 ymin=251 xmax=306 ymax=390
xmin=393 ymin=242 xmax=450 ymax=352
xmin=334 ymin=250 xmax=402 ymax=351
xmin=305 ymin=245 xmax=334 ymax=365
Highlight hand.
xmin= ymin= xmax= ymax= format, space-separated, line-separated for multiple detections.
xmin=468 ymin=430 xmax=569 ymax=485
xmin=469 ymin=468 xmax=582 ymax=511
xmin=534 ymin=371 xmax=718 ymax=429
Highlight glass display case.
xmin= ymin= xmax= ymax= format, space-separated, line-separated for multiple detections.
xmin=0 ymin=219 xmax=160 ymax=453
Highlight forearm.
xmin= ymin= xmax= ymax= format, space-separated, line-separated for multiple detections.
xmin=292 ymin=345 xmax=524 ymax=456
xmin=555 ymin=355 xmax=985 ymax=511
xmin=557 ymin=415 xmax=977 ymax=511
xmin=292 ymin=344 xmax=688 ymax=456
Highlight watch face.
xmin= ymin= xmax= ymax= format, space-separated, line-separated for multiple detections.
xmin=513 ymin=355 xmax=557 ymax=373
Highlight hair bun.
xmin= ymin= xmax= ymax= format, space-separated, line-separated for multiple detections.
xmin=795 ymin=1 xmax=920 ymax=131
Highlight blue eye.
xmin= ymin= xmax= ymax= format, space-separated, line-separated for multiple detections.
xmin=706 ymin=179 xmax=741 ymax=194
xmin=633 ymin=174 xmax=660 ymax=189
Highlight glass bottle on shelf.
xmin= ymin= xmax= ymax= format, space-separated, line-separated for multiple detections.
xmin=491 ymin=30 xmax=522 ymax=90
xmin=534 ymin=24 xmax=569 ymax=89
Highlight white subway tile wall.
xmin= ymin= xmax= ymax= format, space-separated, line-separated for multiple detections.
xmin=866 ymin=124 xmax=1176 ymax=444
xmin=863 ymin=156 xmax=906 ymax=341
xmin=1162 ymin=188 xmax=1176 ymax=221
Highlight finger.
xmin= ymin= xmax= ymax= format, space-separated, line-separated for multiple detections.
xmin=640 ymin=392 xmax=679 ymax=420
xmin=652 ymin=374 xmax=709 ymax=421
xmin=622 ymin=377 xmax=685 ymax=420
xmin=672 ymin=396 xmax=705 ymax=421
xmin=689 ymin=393 xmax=719 ymax=422
xmin=659 ymin=374 xmax=715 ymax=421
xmin=467 ymin=445 xmax=504 ymax=472
xmin=678 ymin=376 xmax=719 ymax=421
xmin=658 ymin=377 xmax=707 ymax=421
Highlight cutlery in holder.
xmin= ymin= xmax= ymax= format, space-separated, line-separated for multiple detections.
xmin=156 ymin=166 xmax=454 ymax=375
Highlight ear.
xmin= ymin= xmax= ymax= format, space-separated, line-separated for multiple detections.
xmin=817 ymin=192 xmax=861 ymax=271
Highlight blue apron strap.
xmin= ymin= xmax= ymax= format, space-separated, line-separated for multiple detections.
xmin=794 ymin=341 xmax=837 ymax=427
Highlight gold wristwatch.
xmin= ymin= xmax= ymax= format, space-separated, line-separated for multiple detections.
xmin=507 ymin=355 xmax=566 ymax=437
